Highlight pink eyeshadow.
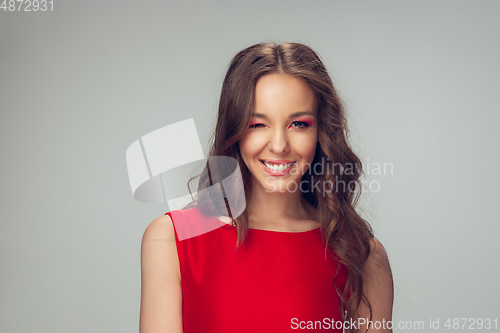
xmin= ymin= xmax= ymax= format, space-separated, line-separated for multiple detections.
xmin=295 ymin=118 xmax=314 ymax=126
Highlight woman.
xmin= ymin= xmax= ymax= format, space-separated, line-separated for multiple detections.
xmin=140 ymin=42 xmax=394 ymax=333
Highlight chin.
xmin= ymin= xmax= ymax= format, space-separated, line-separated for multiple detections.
xmin=260 ymin=177 xmax=299 ymax=194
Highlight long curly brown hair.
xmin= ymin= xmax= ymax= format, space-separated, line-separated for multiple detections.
xmin=184 ymin=42 xmax=374 ymax=331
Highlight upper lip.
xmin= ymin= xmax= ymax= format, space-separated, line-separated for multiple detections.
xmin=260 ymin=159 xmax=295 ymax=165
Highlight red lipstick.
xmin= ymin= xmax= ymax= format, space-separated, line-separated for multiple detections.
xmin=260 ymin=159 xmax=295 ymax=164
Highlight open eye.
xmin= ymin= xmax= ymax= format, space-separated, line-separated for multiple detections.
xmin=289 ymin=121 xmax=311 ymax=129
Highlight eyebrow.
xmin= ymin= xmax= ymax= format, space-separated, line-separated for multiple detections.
xmin=251 ymin=111 xmax=315 ymax=119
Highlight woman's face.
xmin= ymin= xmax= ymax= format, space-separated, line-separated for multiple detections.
xmin=239 ymin=73 xmax=319 ymax=194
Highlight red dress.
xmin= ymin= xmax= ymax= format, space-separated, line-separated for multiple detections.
xmin=166 ymin=207 xmax=348 ymax=332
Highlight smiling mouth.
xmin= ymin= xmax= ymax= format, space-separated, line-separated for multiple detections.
xmin=259 ymin=160 xmax=296 ymax=172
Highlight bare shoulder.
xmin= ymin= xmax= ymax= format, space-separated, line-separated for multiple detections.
xmin=363 ymin=238 xmax=393 ymax=288
xmin=355 ymin=238 xmax=394 ymax=332
xmin=140 ymin=214 xmax=183 ymax=333
xmin=142 ymin=214 xmax=176 ymax=242
xmin=367 ymin=238 xmax=391 ymax=269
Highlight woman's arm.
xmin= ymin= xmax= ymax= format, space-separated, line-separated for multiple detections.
xmin=355 ymin=238 xmax=394 ymax=333
xmin=139 ymin=214 xmax=183 ymax=333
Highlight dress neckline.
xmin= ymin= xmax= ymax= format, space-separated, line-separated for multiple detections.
xmin=214 ymin=216 xmax=320 ymax=234
xmin=247 ymin=226 xmax=320 ymax=233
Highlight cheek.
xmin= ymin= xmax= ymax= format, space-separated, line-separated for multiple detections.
xmin=238 ymin=135 xmax=261 ymax=162
xmin=293 ymin=133 xmax=318 ymax=160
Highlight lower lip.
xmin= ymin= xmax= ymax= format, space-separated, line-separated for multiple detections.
xmin=260 ymin=160 xmax=295 ymax=176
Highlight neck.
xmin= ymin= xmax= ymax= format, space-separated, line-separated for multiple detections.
xmin=245 ymin=178 xmax=316 ymax=228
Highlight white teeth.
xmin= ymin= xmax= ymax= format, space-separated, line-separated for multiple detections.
xmin=262 ymin=161 xmax=294 ymax=171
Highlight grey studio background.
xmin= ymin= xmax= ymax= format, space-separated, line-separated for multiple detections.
xmin=1 ymin=1 xmax=499 ymax=332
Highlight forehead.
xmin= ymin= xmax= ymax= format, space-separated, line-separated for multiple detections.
xmin=253 ymin=73 xmax=318 ymax=116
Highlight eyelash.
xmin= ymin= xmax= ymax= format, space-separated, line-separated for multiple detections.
xmin=249 ymin=121 xmax=311 ymax=129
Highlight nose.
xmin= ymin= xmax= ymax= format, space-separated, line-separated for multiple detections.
xmin=267 ymin=127 xmax=290 ymax=154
